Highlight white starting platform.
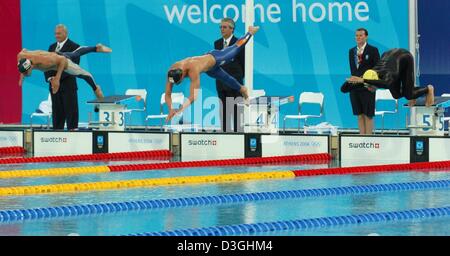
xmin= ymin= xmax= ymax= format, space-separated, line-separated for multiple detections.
xmin=239 ymin=96 xmax=295 ymax=133
xmin=87 ymin=95 xmax=139 ymax=131
xmin=163 ymin=124 xmax=201 ymax=132
xmin=406 ymin=96 xmax=450 ymax=136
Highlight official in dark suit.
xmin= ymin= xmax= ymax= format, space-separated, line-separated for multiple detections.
xmin=341 ymin=28 xmax=380 ymax=134
xmin=44 ymin=24 xmax=80 ymax=130
xmin=214 ymin=18 xmax=245 ymax=132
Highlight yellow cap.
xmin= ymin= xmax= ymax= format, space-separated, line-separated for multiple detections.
xmin=363 ymin=69 xmax=379 ymax=80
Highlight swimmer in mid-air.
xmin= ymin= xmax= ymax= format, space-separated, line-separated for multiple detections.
xmin=17 ymin=44 xmax=112 ymax=99
xmin=165 ymin=26 xmax=260 ymax=122
xmin=343 ymin=48 xmax=435 ymax=107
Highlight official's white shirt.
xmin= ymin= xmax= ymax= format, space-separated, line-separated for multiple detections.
xmin=357 ymin=42 xmax=367 ymax=55
xmin=56 ymin=37 xmax=69 ymax=52
xmin=223 ymin=35 xmax=233 ymax=48
xmin=48 ymin=37 xmax=69 ymax=82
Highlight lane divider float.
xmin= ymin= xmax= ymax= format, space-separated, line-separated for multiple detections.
xmin=0 ymin=180 xmax=447 ymax=223
xmin=1 ymin=160 xmax=450 ymax=196
xmin=294 ymin=160 xmax=450 ymax=177
xmin=0 ymin=171 xmax=296 ymax=196
xmin=0 ymin=147 xmax=26 ymax=156
xmin=0 ymin=154 xmax=331 ymax=179
xmin=128 ymin=206 xmax=450 ymax=236
xmin=0 ymin=150 xmax=172 ymax=165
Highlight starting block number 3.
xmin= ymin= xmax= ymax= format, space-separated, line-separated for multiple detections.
xmin=102 ymin=111 xmax=125 ymax=128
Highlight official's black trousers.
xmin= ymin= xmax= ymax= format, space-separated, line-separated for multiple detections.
xmin=217 ymin=85 xmax=243 ymax=132
xmin=50 ymin=86 xmax=78 ymax=130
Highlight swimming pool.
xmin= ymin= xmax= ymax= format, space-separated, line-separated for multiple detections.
xmin=0 ymin=159 xmax=448 ymax=236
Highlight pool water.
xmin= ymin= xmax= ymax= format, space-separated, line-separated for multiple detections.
xmin=0 ymin=160 xmax=448 ymax=236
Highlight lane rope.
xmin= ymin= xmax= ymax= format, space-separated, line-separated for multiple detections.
xmin=0 ymin=161 xmax=449 ymax=196
xmin=127 ymin=206 xmax=450 ymax=236
xmin=0 ymin=154 xmax=331 ymax=179
xmin=0 ymin=147 xmax=25 ymax=156
xmin=0 ymin=180 xmax=447 ymax=223
xmin=0 ymin=171 xmax=296 ymax=196
xmin=294 ymin=160 xmax=450 ymax=177
xmin=0 ymin=150 xmax=172 ymax=165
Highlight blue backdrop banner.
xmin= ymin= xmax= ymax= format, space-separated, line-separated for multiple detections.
xmin=20 ymin=0 xmax=410 ymax=129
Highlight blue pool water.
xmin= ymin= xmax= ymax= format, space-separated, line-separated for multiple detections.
xmin=0 ymin=160 xmax=448 ymax=236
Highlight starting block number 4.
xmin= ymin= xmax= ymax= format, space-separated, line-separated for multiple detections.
xmin=255 ymin=113 xmax=279 ymax=127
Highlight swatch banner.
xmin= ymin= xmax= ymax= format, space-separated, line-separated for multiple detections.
xmin=20 ymin=0 xmax=409 ymax=128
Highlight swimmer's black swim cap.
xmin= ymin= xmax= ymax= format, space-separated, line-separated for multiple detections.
xmin=18 ymin=58 xmax=32 ymax=73
xmin=168 ymin=69 xmax=183 ymax=85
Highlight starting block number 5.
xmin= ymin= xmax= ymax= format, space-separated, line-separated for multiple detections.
xmin=422 ymin=114 xmax=444 ymax=132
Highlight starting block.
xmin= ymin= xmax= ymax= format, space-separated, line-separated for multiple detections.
xmin=406 ymin=96 xmax=450 ymax=136
xmin=239 ymin=96 xmax=294 ymax=133
xmin=87 ymin=95 xmax=138 ymax=131
xmin=164 ymin=124 xmax=201 ymax=132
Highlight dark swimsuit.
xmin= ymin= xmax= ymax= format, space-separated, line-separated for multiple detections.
xmin=205 ymin=32 xmax=253 ymax=91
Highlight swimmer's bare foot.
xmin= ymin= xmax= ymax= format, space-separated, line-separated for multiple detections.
xmin=248 ymin=26 xmax=260 ymax=35
xmin=96 ymin=44 xmax=112 ymax=53
xmin=240 ymin=86 xmax=249 ymax=100
xmin=408 ymin=99 xmax=416 ymax=107
xmin=426 ymin=84 xmax=434 ymax=107
xmin=95 ymin=85 xmax=104 ymax=99
xmin=236 ymin=27 xmax=259 ymax=47
xmin=240 ymin=86 xmax=250 ymax=105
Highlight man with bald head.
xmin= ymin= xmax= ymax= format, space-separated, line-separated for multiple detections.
xmin=44 ymin=24 xmax=81 ymax=130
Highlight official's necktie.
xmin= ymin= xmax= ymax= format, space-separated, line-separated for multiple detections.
xmin=358 ymin=47 xmax=364 ymax=62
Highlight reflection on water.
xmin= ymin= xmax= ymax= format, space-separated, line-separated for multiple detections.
xmin=0 ymin=160 xmax=448 ymax=236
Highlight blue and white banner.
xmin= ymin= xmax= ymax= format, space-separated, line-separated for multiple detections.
xmin=21 ymin=0 xmax=410 ymax=129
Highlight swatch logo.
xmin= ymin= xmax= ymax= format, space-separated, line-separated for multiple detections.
xmin=188 ymin=139 xmax=217 ymax=146
xmin=40 ymin=137 xmax=68 ymax=143
xmin=348 ymin=142 xmax=380 ymax=149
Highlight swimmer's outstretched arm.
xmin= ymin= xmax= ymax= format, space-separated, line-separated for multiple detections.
xmin=50 ymin=55 xmax=68 ymax=93
xmin=165 ymin=80 xmax=175 ymax=122
xmin=178 ymin=78 xmax=199 ymax=112
xmin=347 ymin=76 xmax=391 ymax=89
xmin=17 ymin=52 xmax=28 ymax=87
xmin=340 ymin=81 xmax=361 ymax=93
xmin=166 ymin=74 xmax=200 ymax=122
xmin=362 ymin=79 xmax=391 ymax=89
xmin=18 ymin=73 xmax=24 ymax=87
